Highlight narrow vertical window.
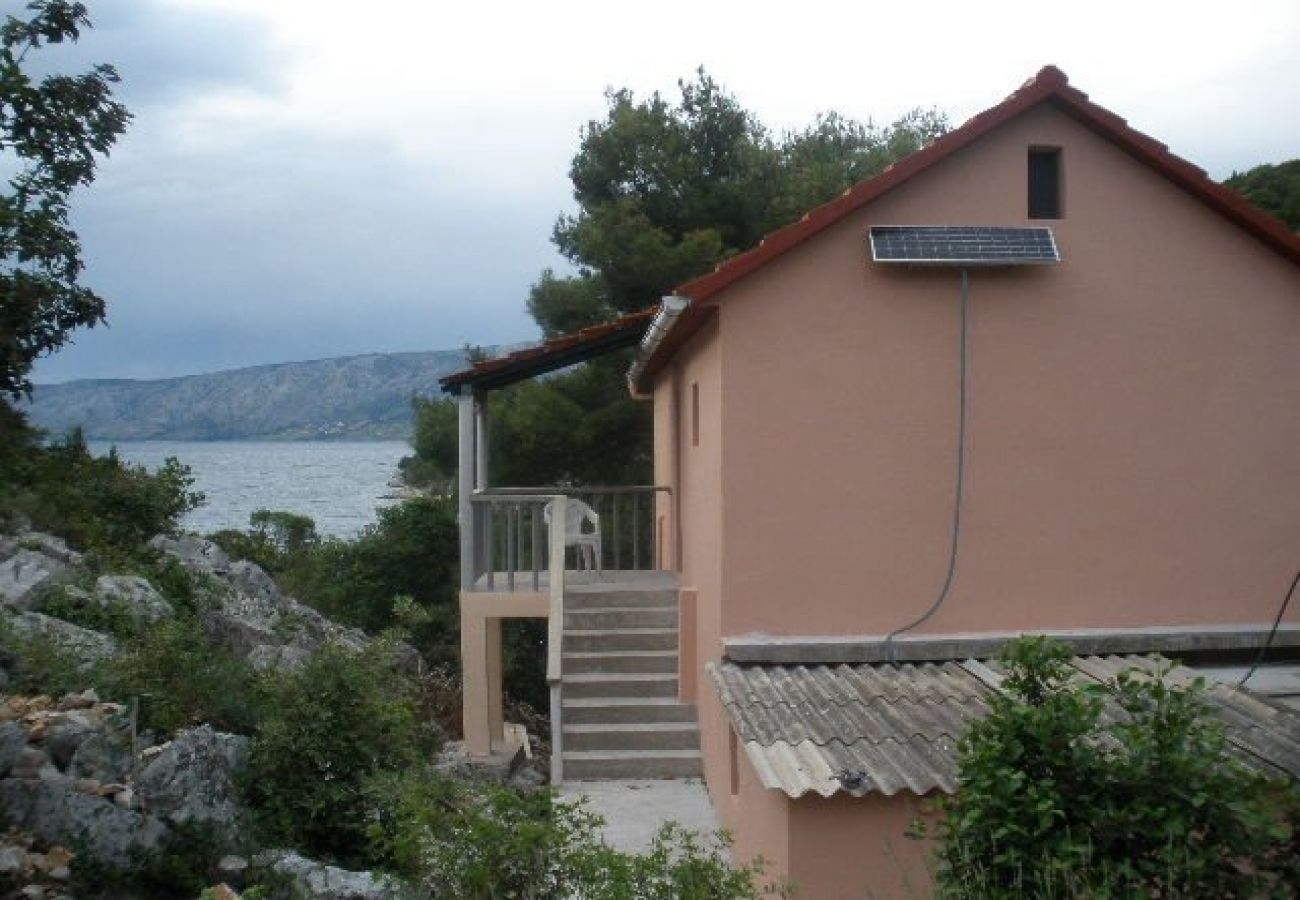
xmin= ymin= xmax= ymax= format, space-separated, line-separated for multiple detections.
xmin=691 ymin=382 xmax=700 ymax=447
xmin=1028 ymin=147 xmax=1062 ymax=219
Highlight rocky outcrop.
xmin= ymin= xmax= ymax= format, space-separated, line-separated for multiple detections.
xmin=136 ymin=725 xmax=247 ymax=830
xmin=0 ymin=529 xmax=423 ymax=890
xmin=149 ymin=534 xmax=416 ymax=673
xmin=2 ymin=612 xmax=117 ymax=665
xmin=0 ymin=694 xmax=249 ymax=870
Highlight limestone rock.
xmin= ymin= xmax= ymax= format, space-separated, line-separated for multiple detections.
xmin=70 ymin=732 xmax=133 ymax=784
xmin=148 ymin=534 xmax=230 ymax=576
xmin=136 ymin=725 xmax=247 ymax=832
xmin=18 ymin=534 xmax=82 ymax=567
xmin=254 ymin=850 xmax=402 ymax=900
xmin=226 ymin=560 xmax=279 ymax=603
xmin=0 ymin=844 xmax=24 ymax=876
xmin=2 ymin=612 xmax=116 ymax=664
xmin=0 ymin=720 xmax=26 ymax=776
xmin=12 ymin=746 xmax=51 ymax=780
xmin=92 ymin=575 xmax=174 ymax=624
xmin=0 ymin=779 xmax=168 ymax=868
xmin=0 ymin=550 xmax=68 ymax=610
xmin=216 ymin=853 xmax=250 ymax=886
xmin=44 ymin=713 xmax=96 ymax=768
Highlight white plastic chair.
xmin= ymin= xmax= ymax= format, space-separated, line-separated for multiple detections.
xmin=544 ymin=498 xmax=602 ymax=573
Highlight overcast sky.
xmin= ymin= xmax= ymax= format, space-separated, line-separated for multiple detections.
xmin=24 ymin=0 xmax=1300 ymax=383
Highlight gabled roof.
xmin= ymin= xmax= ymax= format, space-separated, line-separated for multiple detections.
xmin=632 ymin=65 xmax=1300 ymax=393
xmin=712 ymin=654 xmax=1300 ymax=799
xmin=439 ymin=307 xmax=655 ymax=394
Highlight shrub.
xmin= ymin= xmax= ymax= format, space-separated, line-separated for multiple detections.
xmin=368 ymin=771 xmax=785 ymax=899
xmin=100 ymin=615 xmax=261 ymax=735
xmin=246 ymin=639 xmax=440 ymax=864
xmin=932 ymin=636 xmax=1299 ymax=898
xmin=1 ymin=428 xmax=203 ymax=555
xmin=276 ymin=498 xmax=460 ymax=660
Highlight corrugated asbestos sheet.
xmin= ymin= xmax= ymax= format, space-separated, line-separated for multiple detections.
xmin=710 ymin=654 xmax=1300 ymax=800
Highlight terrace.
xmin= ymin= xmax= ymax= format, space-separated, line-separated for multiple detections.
xmin=441 ymin=308 xmax=698 ymax=783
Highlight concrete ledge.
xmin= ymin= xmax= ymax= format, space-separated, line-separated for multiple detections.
xmin=724 ymin=624 xmax=1300 ymax=665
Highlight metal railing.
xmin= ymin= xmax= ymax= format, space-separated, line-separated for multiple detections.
xmin=465 ymin=486 xmax=670 ymax=591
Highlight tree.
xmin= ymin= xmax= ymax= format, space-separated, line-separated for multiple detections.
xmin=1225 ymin=159 xmax=1300 ymax=231
xmin=414 ymin=70 xmax=948 ymax=489
xmin=0 ymin=0 xmax=129 ymax=399
xmin=932 ymin=637 xmax=1299 ymax=898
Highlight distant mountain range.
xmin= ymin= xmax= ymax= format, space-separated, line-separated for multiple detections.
xmin=25 ymin=349 xmax=479 ymax=441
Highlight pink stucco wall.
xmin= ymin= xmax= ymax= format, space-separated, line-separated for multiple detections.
xmin=653 ymin=99 xmax=1300 ymax=899
xmin=713 ymin=102 xmax=1300 ymax=638
xmin=787 ymin=793 xmax=935 ymax=900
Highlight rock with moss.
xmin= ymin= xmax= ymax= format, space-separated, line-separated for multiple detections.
xmin=93 ymin=575 xmax=173 ymax=625
xmin=136 ymin=726 xmax=248 ymax=832
xmin=2 ymin=612 xmax=117 ymax=665
xmin=253 ymin=850 xmax=404 ymax=900
xmin=0 ymin=550 xmax=72 ymax=611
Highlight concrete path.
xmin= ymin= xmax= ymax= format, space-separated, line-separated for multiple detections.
xmin=557 ymin=778 xmax=720 ymax=854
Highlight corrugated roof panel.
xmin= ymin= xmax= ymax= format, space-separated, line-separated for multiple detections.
xmin=711 ymin=654 xmax=1300 ymax=799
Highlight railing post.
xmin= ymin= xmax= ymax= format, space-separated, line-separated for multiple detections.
xmin=457 ymin=392 xmax=476 ymax=591
xmin=547 ymin=495 xmax=567 ymax=784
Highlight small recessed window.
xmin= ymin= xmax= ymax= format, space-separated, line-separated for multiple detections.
xmin=691 ymin=382 xmax=700 ymax=447
xmin=1028 ymin=147 xmax=1062 ymax=219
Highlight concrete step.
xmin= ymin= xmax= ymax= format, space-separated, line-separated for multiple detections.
xmin=563 ymin=628 xmax=678 ymax=653
xmin=563 ymin=698 xmax=698 ymax=725
xmin=564 ymin=607 xmax=677 ymax=631
xmin=564 ymin=589 xmax=678 ymax=611
xmin=563 ymin=722 xmax=700 ymax=752
xmin=563 ymin=749 xmax=703 ymax=780
xmin=563 ymin=650 xmax=678 ymax=675
xmin=564 ymin=672 xmax=678 ymax=699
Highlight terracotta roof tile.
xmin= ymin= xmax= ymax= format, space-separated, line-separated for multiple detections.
xmin=440 ymin=306 xmax=656 ymax=393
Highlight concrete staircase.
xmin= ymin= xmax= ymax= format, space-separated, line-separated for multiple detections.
xmin=560 ymin=583 xmax=702 ymax=780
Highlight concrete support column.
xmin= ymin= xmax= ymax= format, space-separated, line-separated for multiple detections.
xmin=460 ymin=602 xmax=490 ymax=755
xmin=486 ymin=617 xmax=504 ymax=748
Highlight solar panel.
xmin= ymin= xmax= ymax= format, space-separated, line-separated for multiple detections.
xmin=868 ymin=225 xmax=1059 ymax=265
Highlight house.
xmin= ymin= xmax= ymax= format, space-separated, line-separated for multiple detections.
xmin=441 ymin=66 xmax=1300 ymax=898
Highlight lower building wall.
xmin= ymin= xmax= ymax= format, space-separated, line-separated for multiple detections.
xmin=704 ymin=705 xmax=936 ymax=898
xmin=787 ymin=792 xmax=936 ymax=899
xmin=705 ymin=721 xmax=791 ymax=895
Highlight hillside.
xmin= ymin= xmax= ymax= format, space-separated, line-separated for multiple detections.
xmin=24 ymin=349 xmax=474 ymax=441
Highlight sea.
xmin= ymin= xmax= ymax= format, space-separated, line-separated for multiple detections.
xmin=89 ymin=440 xmax=412 ymax=538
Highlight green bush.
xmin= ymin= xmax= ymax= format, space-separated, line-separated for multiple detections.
xmin=100 ymin=616 xmax=261 ymax=735
xmin=932 ymin=636 xmax=1299 ymax=898
xmin=275 ymin=498 xmax=460 ymax=660
xmin=246 ymin=639 xmax=440 ymax=864
xmin=366 ymin=769 xmax=785 ymax=899
xmin=0 ymin=427 xmax=203 ymax=555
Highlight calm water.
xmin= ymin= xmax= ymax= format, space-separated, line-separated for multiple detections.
xmin=90 ymin=441 xmax=411 ymax=538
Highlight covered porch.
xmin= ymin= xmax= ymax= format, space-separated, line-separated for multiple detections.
xmin=440 ymin=309 xmax=684 ymax=781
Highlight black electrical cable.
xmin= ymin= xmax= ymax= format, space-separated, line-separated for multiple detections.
xmin=1237 ymin=567 xmax=1300 ymax=687
xmin=884 ymin=268 xmax=970 ymax=664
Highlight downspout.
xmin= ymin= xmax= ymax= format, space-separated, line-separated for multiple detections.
xmin=627 ymin=295 xmax=691 ymax=400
